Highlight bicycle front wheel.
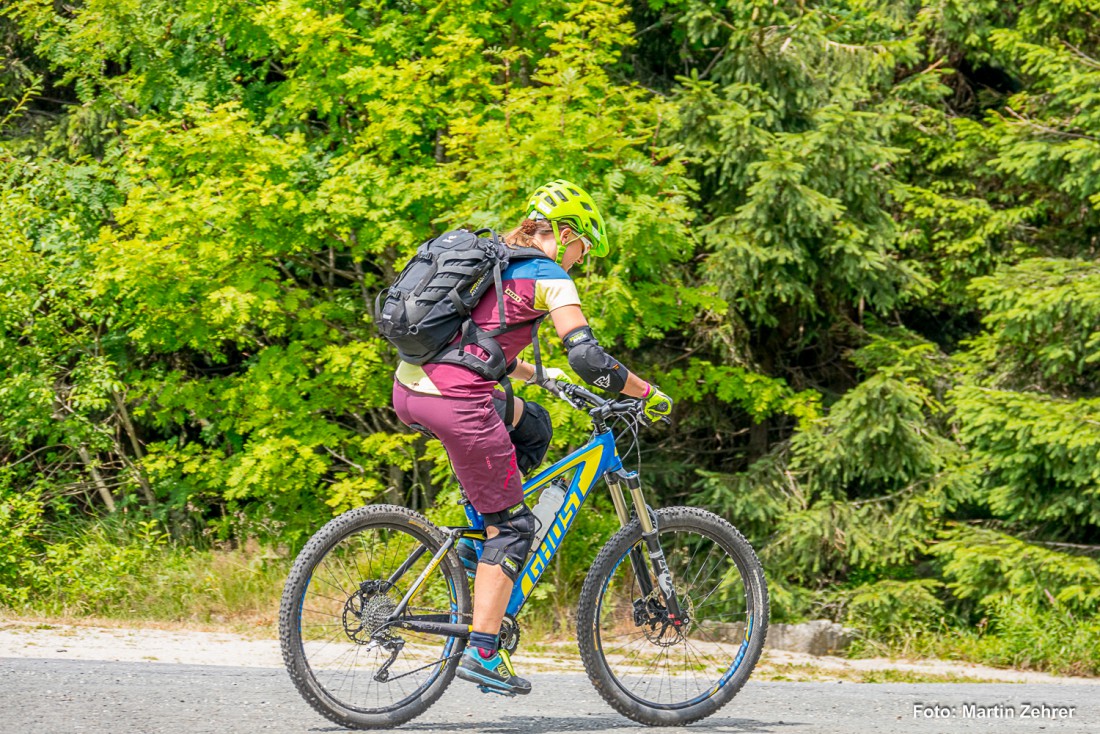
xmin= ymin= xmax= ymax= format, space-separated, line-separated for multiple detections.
xmin=279 ymin=505 xmax=471 ymax=729
xmin=576 ymin=506 xmax=768 ymax=726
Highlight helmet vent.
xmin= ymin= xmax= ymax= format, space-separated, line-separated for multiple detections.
xmin=525 ymin=178 xmax=609 ymax=256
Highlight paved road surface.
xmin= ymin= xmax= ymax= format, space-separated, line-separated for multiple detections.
xmin=2 ymin=658 xmax=1094 ymax=733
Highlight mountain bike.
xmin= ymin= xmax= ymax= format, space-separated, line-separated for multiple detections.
xmin=278 ymin=381 xmax=769 ymax=728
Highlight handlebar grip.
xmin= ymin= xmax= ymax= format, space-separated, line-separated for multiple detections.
xmin=557 ymin=382 xmax=606 ymax=407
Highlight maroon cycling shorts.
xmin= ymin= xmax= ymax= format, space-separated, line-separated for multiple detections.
xmin=392 ymin=383 xmax=522 ymax=514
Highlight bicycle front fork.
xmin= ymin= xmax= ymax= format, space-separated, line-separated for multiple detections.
xmin=605 ymin=470 xmax=686 ymax=625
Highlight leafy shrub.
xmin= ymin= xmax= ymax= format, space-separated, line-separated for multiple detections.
xmin=928 ymin=599 xmax=1100 ymax=677
xmin=976 ymin=599 xmax=1100 ymax=676
xmin=1 ymin=513 xmax=287 ymax=625
xmin=843 ymin=578 xmax=947 ymax=650
xmin=0 ymin=480 xmax=47 ymax=607
xmin=932 ymin=525 xmax=1100 ymax=615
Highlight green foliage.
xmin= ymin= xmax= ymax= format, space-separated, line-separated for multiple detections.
xmin=933 ymin=525 xmax=1100 ymax=616
xmin=963 ymin=259 xmax=1100 ymax=392
xmin=972 ymin=598 xmax=1100 ymax=677
xmin=3 ymin=0 xmax=1100 ymax=670
xmin=0 ymin=478 xmax=46 ymax=606
xmin=792 ymin=371 xmax=952 ymax=492
xmin=922 ymin=598 xmax=1100 ymax=677
xmin=664 ymin=360 xmax=821 ymax=425
xmin=952 ymin=389 xmax=1100 ymax=534
xmin=695 ymin=330 xmax=970 ymax=613
xmin=675 ymin=1 xmax=932 ymax=331
xmin=893 ymin=114 xmax=1034 ymax=311
xmin=1 ymin=513 xmax=288 ymax=622
xmin=843 ymin=578 xmax=947 ymax=644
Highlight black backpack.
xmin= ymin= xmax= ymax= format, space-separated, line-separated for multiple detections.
xmin=375 ymin=228 xmax=549 ymax=384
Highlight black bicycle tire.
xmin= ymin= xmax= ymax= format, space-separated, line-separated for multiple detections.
xmin=278 ymin=504 xmax=471 ymax=729
xmin=576 ymin=506 xmax=769 ymax=726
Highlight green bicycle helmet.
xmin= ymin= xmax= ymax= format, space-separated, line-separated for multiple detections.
xmin=526 ymin=179 xmax=609 ymax=262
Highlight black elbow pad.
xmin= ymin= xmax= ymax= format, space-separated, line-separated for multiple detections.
xmin=564 ymin=326 xmax=628 ymax=392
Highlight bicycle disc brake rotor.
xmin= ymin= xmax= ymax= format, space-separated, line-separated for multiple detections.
xmin=637 ymin=586 xmax=695 ymax=646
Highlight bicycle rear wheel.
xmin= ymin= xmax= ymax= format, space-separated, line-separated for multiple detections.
xmin=576 ymin=506 xmax=768 ymax=726
xmin=279 ymin=505 xmax=471 ymax=729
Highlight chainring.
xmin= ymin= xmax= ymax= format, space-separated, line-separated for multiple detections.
xmin=498 ymin=614 xmax=521 ymax=654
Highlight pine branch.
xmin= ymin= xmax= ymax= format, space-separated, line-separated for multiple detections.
xmin=1060 ymin=40 xmax=1100 ymax=71
xmin=1031 ymin=540 xmax=1100 ymax=554
xmin=1002 ymin=105 xmax=1100 ymax=142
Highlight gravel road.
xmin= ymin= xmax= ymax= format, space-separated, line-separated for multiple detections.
xmin=2 ymin=657 xmax=1095 ymax=734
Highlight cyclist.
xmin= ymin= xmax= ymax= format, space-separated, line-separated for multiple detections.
xmin=391 ymin=179 xmax=673 ymax=696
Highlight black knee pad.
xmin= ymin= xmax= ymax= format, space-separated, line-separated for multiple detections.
xmin=510 ymin=401 xmax=553 ymax=475
xmin=480 ymin=504 xmax=536 ymax=581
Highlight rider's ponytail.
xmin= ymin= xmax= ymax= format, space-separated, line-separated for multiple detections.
xmin=503 ymin=217 xmax=553 ymax=249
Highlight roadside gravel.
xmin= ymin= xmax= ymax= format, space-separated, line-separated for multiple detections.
xmin=2 ymin=658 xmax=1097 ymax=734
xmin=1 ymin=619 xmax=1096 ymax=684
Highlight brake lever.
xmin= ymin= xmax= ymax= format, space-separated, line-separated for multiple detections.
xmin=637 ymin=411 xmax=672 ymax=427
xmin=545 ymin=379 xmax=585 ymax=409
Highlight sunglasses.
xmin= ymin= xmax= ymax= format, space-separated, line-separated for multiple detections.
xmin=533 ymin=213 xmax=592 ymax=256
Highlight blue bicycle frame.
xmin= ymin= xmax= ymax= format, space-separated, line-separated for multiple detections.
xmin=385 ymin=386 xmax=681 ymax=640
xmin=461 ymin=430 xmax=624 ymax=617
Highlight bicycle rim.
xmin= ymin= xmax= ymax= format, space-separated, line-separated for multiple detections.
xmin=292 ymin=520 xmax=462 ymax=714
xmin=594 ymin=519 xmax=761 ymax=709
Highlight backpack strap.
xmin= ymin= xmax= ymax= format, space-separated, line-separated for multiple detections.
xmin=498 ymin=315 xmax=547 ymax=428
xmin=488 ymin=232 xmax=517 ymax=425
xmin=480 ymin=233 xmax=548 ymax=426
xmin=529 ymin=317 xmax=546 ymax=385
xmin=491 ymin=232 xmax=507 ymax=335
xmin=412 ymin=255 xmax=439 ymax=298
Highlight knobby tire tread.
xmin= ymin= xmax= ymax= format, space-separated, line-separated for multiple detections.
xmin=575 ymin=506 xmax=769 ymax=727
xmin=278 ymin=504 xmax=470 ymax=730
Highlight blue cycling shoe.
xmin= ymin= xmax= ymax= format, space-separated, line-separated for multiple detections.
xmin=455 ymin=647 xmax=531 ymax=696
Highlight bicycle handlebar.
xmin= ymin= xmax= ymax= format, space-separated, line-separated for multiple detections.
xmin=544 ymin=379 xmax=647 ymax=423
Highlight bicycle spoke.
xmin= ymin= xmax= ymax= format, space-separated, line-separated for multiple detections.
xmin=288 ymin=517 xmax=462 ymax=716
xmin=592 ymin=514 xmax=763 ymax=710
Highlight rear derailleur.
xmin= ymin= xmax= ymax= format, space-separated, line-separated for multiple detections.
xmin=372 ymin=636 xmax=405 ymax=682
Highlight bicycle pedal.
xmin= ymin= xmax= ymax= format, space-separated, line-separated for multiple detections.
xmin=477 ymin=685 xmax=515 ymax=698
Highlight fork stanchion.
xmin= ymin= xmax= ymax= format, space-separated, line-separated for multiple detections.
xmin=623 ymin=472 xmax=685 ymax=622
xmin=604 ymin=470 xmax=633 ymax=529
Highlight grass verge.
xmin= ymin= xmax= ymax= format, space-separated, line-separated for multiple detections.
xmin=3 ymin=517 xmax=1097 ymax=679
